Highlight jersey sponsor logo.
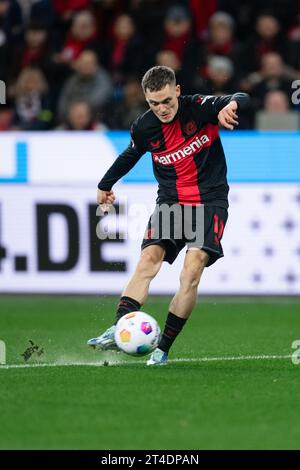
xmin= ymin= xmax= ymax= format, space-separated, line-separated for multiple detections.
xmin=153 ymin=134 xmax=210 ymax=165
xmin=183 ymin=120 xmax=197 ymax=136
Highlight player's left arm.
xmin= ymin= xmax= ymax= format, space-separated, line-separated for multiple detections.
xmin=193 ymin=93 xmax=251 ymax=130
xmin=216 ymin=93 xmax=250 ymax=130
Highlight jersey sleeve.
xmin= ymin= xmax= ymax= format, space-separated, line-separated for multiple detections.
xmin=98 ymin=121 xmax=146 ymax=191
xmin=192 ymin=93 xmax=251 ymax=124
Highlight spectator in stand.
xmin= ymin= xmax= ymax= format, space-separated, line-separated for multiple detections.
xmin=217 ymin=0 xmax=255 ymax=41
xmin=256 ymin=89 xmax=299 ymax=129
xmin=103 ymin=76 xmax=148 ymax=129
xmin=18 ymin=0 xmax=54 ymax=28
xmin=193 ymin=55 xmax=236 ymax=95
xmin=219 ymin=0 xmax=298 ymax=40
xmin=102 ymin=13 xmax=144 ymax=88
xmin=0 ymin=0 xmax=298 ymax=131
xmin=13 ymin=67 xmax=53 ymax=130
xmin=264 ymin=90 xmax=290 ymax=112
xmin=239 ymin=12 xmax=289 ymax=74
xmin=287 ymin=12 xmax=300 ymax=71
xmin=59 ymin=100 xmax=107 ymax=130
xmin=58 ymin=49 xmax=112 ymax=119
xmin=0 ymin=100 xmax=16 ymax=131
xmin=10 ymin=20 xmax=53 ymax=82
xmin=188 ymin=0 xmax=217 ymax=39
xmin=162 ymin=5 xmax=193 ymax=61
xmin=156 ymin=49 xmax=181 ymax=71
xmin=55 ymin=9 xmax=98 ymax=65
xmin=155 ymin=49 xmax=181 ymax=70
xmin=92 ymin=0 xmax=129 ymax=42
xmin=193 ymin=55 xmax=254 ymax=128
xmin=249 ymin=52 xmax=293 ymax=110
xmin=0 ymin=0 xmax=23 ymax=42
xmin=129 ymin=0 xmax=169 ymax=60
xmin=53 ymin=0 xmax=91 ymax=24
xmin=155 ymin=49 xmax=191 ymax=94
xmin=201 ymin=12 xmax=242 ymax=77
xmin=0 ymin=0 xmax=23 ymax=81
xmin=160 ymin=5 xmax=198 ymax=81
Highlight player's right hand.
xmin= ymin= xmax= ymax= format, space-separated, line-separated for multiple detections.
xmin=97 ymin=189 xmax=116 ymax=213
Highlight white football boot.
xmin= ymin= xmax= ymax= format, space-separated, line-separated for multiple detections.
xmin=146 ymin=348 xmax=168 ymax=365
xmin=87 ymin=325 xmax=119 ymax=351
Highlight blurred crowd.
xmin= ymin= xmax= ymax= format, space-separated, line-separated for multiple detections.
xmin=0 ymin=0 xmax=300 ymax=131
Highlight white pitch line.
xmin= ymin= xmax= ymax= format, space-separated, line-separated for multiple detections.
xmin=0 ymin=354 xmax=292 ymax=369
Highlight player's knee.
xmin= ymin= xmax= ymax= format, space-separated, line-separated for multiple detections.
xmin=187 ymin=249 xmax=209 ymax=267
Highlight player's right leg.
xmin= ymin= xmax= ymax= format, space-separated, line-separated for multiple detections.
xmin=87 ymin=244 xmax=165 ymax=350
xmin=120 ymin=243 xmax=166 ymax=305
xmin=147 ymin=205 xmax=228 ymax=365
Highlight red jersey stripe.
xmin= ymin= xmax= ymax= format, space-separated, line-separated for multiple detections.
xmin=161 ymin=118 xmax=183 ymax=152
xmin=159 ymin=121 xmax=219 ymax=205
xmin=161 ymin=119 xmax=201 ymax=205
xmin=175 ymin=159 xmax=201 ymax=205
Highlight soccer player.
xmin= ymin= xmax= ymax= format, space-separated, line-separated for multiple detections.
xmin=88 ymin=66 xmax=250 ymax=365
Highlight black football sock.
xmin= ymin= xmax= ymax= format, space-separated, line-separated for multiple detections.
xmin=114 ymin=296 xmax=141 ymax=324
xmin=158 ymin=312 xmax=187 ymax=353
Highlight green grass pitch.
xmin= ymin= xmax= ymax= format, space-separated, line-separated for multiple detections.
xmin=0 ymin=295 xmax=300 ymax=450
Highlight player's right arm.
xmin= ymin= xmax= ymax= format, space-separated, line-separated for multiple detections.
xmin=97 ymin=188 xmax=115 ymax=205
xmin=97 ymin=122 xmax=146 ymax=209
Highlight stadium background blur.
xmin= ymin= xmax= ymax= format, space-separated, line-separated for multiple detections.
xmin=0 ymin=0 xmax=300 ymax=131
xmin=1 ymin=0 xmax=300 ymax=451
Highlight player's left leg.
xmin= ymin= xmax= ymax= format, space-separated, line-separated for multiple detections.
xmin=147 ymin=249 xmax=209 ymax=365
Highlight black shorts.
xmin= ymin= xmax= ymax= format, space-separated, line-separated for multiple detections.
xmin=141 ymin=204 xmax=228 ymax=267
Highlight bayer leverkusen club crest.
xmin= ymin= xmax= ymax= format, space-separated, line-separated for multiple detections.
xmin=183 ymin=120 xmax=197 ymax=136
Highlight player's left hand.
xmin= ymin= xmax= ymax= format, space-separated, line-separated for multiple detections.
xmin=218 ymin=101 xmax=239 ymax=130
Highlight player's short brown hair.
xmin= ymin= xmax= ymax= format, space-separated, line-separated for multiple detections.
xmin=141 ymin=66 xmax=176 ymax=93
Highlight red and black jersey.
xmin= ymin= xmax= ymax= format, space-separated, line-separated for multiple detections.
xmin=98 ymin=93 xmax=250 ymax=208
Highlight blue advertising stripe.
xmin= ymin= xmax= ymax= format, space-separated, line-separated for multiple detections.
xmin=0 ymin=141 xmax=28 ymax=183
xmin=0 ymin=132 xmax=299 ymax=184
xmin=105 ymin=131 xmax=155 ymax=183
xmin=105 ymin=130 xmax=300 ymax=183
xmin=222 ymin=131 xmax=300 ymax=183
xmin=15 ymin=142 xmax=28 ymax=182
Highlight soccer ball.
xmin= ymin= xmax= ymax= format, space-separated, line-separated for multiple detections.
xmin=115 ymin=311 xmax=160 ymax=356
